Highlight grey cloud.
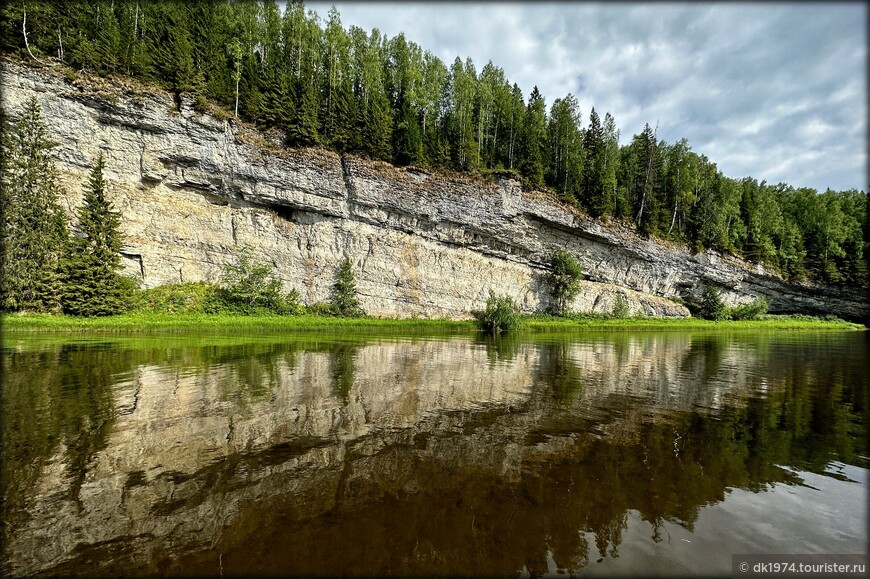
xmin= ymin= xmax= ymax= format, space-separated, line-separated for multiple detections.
xmin=306 ymin=1 xmax=866 ymax=192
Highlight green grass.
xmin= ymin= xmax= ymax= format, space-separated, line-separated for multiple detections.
xmin=521 ymin=314 xmax=864 ymax=332
xmin=1 ymin=312 xmax=475 ymax=334
xmin=3 ymin=311 xmax=864 ymax=334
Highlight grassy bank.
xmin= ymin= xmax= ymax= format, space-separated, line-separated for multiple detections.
xmin=3 ymin=311 xmax=864 ymax=334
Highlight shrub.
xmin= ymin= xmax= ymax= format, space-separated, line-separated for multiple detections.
xmin=307 ymin=301 xmax=338 ymax=316
xmin=211 ymin=249 xmax=303 ymax=315
xmin=611 ymin=294 xmax=630 ymax=318
xmin=475 ymin=290 xmax=521 ymax=334
xmin=728 ymin=296 xmax=768 ymax=320
xmin=192 ymin=93 xmax=210 ymax=113
xmin=550 ymin=249 xmax=583 ymax=316
xmin=132 ymin=281 xmax=220 ymax=314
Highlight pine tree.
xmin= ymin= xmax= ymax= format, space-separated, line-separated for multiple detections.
xmin=545 ymin=94 xmax=582 ymax=199
xmin=62 ymin=153 xmax=128 ymax=316
xmin=1 ymin=97 xmax=68 ymax=312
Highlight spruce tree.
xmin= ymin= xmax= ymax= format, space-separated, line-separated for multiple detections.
xmin=95 ymin=1 xmax=121 ymax=74
xmin=519 ymin=86 xmax=546 ymax=190
xmin=1 ymin=97 xmax=68 ymax=312
xmin=62 ymin=153 xmax=127 ymax=316
xmin=582 ymin=107 xmax=610 ymax=217
xmin=331 ymin=257 xmax=363 ymax=316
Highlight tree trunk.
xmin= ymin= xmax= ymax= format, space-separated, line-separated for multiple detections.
xmin=234 ymin=75 xmax=240 ymax=118
xmin=668 ymin=167 xmax=680 ymax=235
xmin=23 ymin=10 xmax=46 ymax=65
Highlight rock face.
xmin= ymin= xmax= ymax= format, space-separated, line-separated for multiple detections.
xmin=2 ymin=59 xmax=867 ymax=320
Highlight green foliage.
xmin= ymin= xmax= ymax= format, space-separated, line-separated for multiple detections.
xmin=549 ymin=249 xmax=583 ymax=315
xmin=474 ymin=290 xmax=521 ymax=334
xmin=545 ymin=94 xmax=583 ymax=200
xmin=211 ymin=249 xmax=303 ymax=315
xmin=63 ymin=153 xmax=130 ymax=316
xmin=611 ymin=294 xmax=630 ymax=319
xmin=582 ymin=107 xmax=611 ymax=216
xmin=519 ymin=86 xmax=547 ymax=190
xmin=728 ymin=296 xmax=769 ymax=321
xmin=131 ymin=281 xmax=219 ymax=314
xmin=331 ymin=258 xmax=363 ymax=317
xmin=696 ymin=283 xmax=727 ymax=321
xmin=307 ymin=301 xmax=338 ymax=316
xmin=1 ymin=97 xmax=69 ymax=313
xmin=0 ymin=2 xmax=864 ymax=294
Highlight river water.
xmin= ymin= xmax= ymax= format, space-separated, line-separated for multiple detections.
xmin=2 ymin=330 xmax=867 ymax=577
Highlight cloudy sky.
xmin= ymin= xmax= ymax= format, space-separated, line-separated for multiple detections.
xmin=306 ymin=1 xmax=867 ymax=192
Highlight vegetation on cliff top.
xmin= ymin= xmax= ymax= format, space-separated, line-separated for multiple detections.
xmin=2 ymin=0 xmax=866 ymax=289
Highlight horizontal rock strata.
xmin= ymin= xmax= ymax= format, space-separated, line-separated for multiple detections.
xmin=2 ymin=59 xmax=867 ymax=320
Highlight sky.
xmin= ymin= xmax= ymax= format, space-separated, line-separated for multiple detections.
xmin=305 ymin=1 xmax=867 ymax=192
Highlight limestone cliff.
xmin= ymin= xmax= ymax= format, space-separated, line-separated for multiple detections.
xmin=2 ymin=59 xmax=867 ymax=320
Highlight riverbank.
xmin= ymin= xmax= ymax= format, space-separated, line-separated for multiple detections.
xmin=3 ymin=312 xmax=864 ymax=334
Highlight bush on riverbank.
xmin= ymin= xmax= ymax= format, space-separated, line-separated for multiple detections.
xmin=686 ymin=284 xmax=769 ymax=321
xmin=474 ymin=291 xmax=522 ymax=334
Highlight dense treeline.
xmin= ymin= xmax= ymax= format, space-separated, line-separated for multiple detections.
xmin=1 ymin=0 xmax=867 ymax=287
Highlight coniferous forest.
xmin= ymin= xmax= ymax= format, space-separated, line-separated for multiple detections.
xmin=1 ymin=0 xmax=868 ymax=291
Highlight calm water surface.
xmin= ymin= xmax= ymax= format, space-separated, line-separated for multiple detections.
xmin=2 ymin=330 xmax=868 ymax=577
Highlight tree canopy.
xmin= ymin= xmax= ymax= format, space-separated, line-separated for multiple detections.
xmin=1 ymin=0 xmax=865 ymax=289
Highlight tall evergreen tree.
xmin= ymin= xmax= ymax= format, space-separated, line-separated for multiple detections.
xmin=332 ymin=257 xmax=363 ymax=316
xmin=519 ymin=86 xmax=546 ymax=190
xmin=95 ymin=1 xmax=121 ymax=74
xmin=632 ymin=123 xmax=660 ymax=235
xmin=582 ymin=107 xmax=609 ymax=216
xmin=602 ymin=112 xmax=620 ymax=217
xmin=63 ymin=153 xmax=128 ymax=316
xmin=1 ymin=97 xmax=68 ymax=313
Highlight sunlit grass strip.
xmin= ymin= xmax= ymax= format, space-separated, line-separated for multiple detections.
xmin=3 ymin=312 xmax=863 ymax=334
xmin=521 ymin=315 xmax=864 ymax=332
xmin=1 ymin=312 xmax=475 ymax=333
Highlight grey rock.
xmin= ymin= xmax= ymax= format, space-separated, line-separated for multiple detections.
xmin=2 ymin=60 xmax=867 ymax=321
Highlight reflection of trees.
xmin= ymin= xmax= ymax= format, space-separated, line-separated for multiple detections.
xmin=475 ymin=333 xmax=522 ymax=365
xmin=679 ymin=333 xmax=728 ymax=382
xmin=536 ymin=341 xmax=583 ymax=405
xmin=4 ymin=332 xmax=868 ymax=577
xmin=2 ymin=343 xmax=128 ymax=531
xmin=213 ymin=344 xmax=295 ymax=414
xmin=330 ymin=345 xmax=358 ymax=405
xmin=55 ymin=344 xmax=123 ymax=508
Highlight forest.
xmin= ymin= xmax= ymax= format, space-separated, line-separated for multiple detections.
xmin=1 ymin=0 xmax=868 ymax=288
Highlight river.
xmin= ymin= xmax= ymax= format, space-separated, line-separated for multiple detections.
xmin=2 ymin=330 xmax=867 ymax=576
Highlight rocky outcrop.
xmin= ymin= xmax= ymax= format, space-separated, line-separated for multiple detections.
xmin=2 ymin=59 xmax=867 ymax=320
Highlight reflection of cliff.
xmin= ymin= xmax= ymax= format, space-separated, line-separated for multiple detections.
xmin=2 ymin=333 xmax=867 ymax=576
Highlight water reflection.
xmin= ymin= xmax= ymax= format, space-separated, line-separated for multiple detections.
xmin=2 ymin=331 xmax=867 ymax=576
